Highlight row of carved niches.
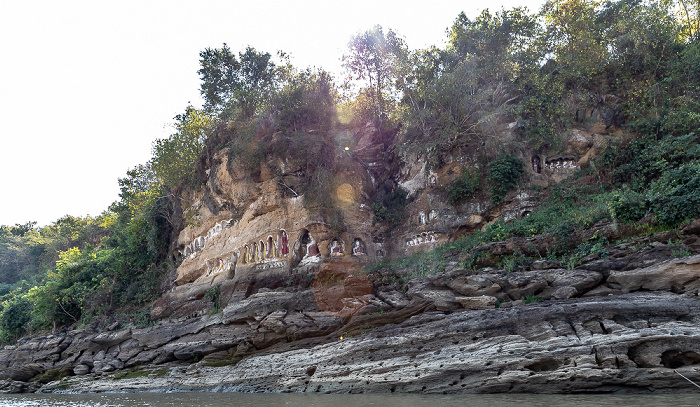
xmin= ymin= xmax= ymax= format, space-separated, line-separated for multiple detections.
xmin=532 ymin=155 xmax=580 ymax=174
xmin=239 ymin=230 xmax=371 ymax=267
xmin=241 ymin=230 xmax=291 ymax=264
xmin=328 ymin=237 xmax=367 ymax=257
xmin=205 ymin=252 xmax=237 ymax=277
xmin=181 ymin=219 xmax=234 ymax=257
xmin=406 ymin=232 xmax=439 ymax=247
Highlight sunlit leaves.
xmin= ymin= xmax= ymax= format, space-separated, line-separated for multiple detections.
xmin=198 ymin=44 xmax=289 ymax=118
xmin=150 ymin=107 xmax=214 ymax=191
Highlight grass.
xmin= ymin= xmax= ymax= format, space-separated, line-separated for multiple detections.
xmin=201 ymin=359 xmax=239 ymax=367
xmin=672 ymin=247 xmax=692 ymax=257
xmin=522 ymin=295 xmax=541 ymax=304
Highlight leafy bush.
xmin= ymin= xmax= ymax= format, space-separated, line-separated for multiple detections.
xmin=604 ymin=133 xmax=700 ymax=190
xmin=205 ymin=286 xmax=221 ymax=313
xmin=487 ymin=153 xmax=524 ymax=204
xmin=0 ymin=296 xmax=31 ymax=341
xmin=371 ymin=188 xmax=409 ymax=227
xmin=608 ymin=188 xmax=648 ymax=223
xmin=648 ymin=162 xmax=700 ymax=226
xmin=517 ymin=72 xmax=567 ymax=149
xmin=446 ymin=168 xmax=480 ymax=204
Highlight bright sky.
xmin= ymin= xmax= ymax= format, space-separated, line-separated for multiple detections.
xmin=0 ymin=0 xmax=545 ymax=227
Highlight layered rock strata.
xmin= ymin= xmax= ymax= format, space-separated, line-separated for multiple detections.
xmin=27 ymin=293 xmax=700 ymax=394
xmin=1 ymin=252 xmax=698 ymax=394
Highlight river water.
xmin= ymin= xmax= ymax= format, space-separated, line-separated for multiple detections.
xmin=0 ymin=393 xmax=697 ymax=407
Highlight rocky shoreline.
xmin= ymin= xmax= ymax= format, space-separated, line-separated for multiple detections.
xmin=1 ymin=245 xmax=699 ymax=394
xmin=32 ymin=292 xmax=700 ymax=395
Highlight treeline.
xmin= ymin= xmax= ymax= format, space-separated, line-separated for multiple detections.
xmin=1 ymin=0 xmax=699 ymax=342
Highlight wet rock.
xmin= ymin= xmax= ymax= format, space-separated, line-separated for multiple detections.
xmin=59 ymin=292 xmax=699 ymax=395
xmin=4 ymin=364 xmax=43 ymax=382
xmin=0 ymin=379 xmax=26 ymax=393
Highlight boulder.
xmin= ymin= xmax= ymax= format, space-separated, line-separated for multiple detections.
xmin=448 ymin=274 xmax=502 ymax=297
xmin=606 ymin=255 xmax=700 ymax=294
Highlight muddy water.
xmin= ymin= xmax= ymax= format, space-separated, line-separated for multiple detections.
xmin=0 ymin=393 xmax=698 ymax=407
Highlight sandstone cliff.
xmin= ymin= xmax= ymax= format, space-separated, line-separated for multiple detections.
xmin=2 ymin=121 xmax=700 ymax=394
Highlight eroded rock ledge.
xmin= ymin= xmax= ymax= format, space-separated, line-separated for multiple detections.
xmin=1 ymin=253 xmax=699 ymax=394
xmin=30 ymin=293 xmax=700 ymax=394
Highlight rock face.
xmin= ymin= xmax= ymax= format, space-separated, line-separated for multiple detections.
xmin=28 ymin=293 xmax=700 ymax=394
xmin=2 ymin=251 xmax=699 ymax=394
xmin=155 ymin=122 xmax=621 ymax=320
xmin=3 ymin=122 xmax=700 ymax=394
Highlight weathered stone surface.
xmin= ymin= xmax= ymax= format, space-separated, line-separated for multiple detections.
xmin=91 ymin=329 xmax=132 ymax=348
xmin=73 ymin=364 xmax=90 ymax=376
xmin=3 ymin=229 xmax=700 ymax=394
xmin=222 ymin=290 xmax=315 ymax=324
xmin=42 ymin=293 xmax=700 ymax=394
xmin=448 ymin=274 xmax=502 ymax=297
xmin=455 ymin=295 xmax=497 ymax=309
xmin=607 ymin=255 xmax=700 ymax=293
xmin=3 ymin=364 xmax=43 ymax=382
xmin=132 ymin=317 xmax=211 ymax=349
xmin=0 ymin=379 xmax=26 ymax=394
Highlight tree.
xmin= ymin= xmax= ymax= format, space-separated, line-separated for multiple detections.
xmin=677 ymin=0 xmax=700 ymax=40
xmin=448 ymin=8 xmax=541 ymax=83
xmin=542 ymin=0 xmax=607 ymax=88
xmin=198 ymin=44 xmax=288 ymax=118
xmin=343 ymin=26 xmax=405 ymax=124
xmin=150 ymin=107 xmax=213 ymax=191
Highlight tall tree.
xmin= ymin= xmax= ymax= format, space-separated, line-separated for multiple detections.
xmin=198 ymin=44 xmax=286 ymax=118
xmin=343 ymin=25 xmax=405 ymax=124
xmin=542 ymin=0 xmax=607 ymax=87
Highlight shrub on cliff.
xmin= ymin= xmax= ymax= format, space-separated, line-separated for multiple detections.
xmin=371 ymin=187 xmax=408 ymax=227
xmin=487 ymin=153 xmax=524 ymax=204
xmin=0 ymin=295 xmax=31 ymax=341
xmin=446 ymin=168 xmax=480 ymax=204
xmin=648 ymin=162 xmax=700 ymax=226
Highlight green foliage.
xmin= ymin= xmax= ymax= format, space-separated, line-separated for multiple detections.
xmin=499 ymin=249 xmax=527 ymax=273
xmin=342 ymin=25 xmax=404 ymax=124
xmin=198 ymin=44 xmax=289 ymax=118
xmin=205 ymin=286 xmax=221 ymax=313
xmin=274 ymin=69 xmax=337 ymax=135
xmin=151 ymin=107 xmax=213 ymax=190
xmin=0 ymin=296 xmax=31 ymax=341
xmin=608 ymin=188 xmax=648 ymax=222
xmin=604 ymin=133 xmax=700 ymax=189
xmin=487 ymin=153 xmax=524 ymax=204
xmin=446 ymin=168 xmax=480 ymax=204
xmin=371 ymin=188 xmax=408 ymax=227
xmin=671 ymin=247 xmax=692 ymax=257
xmin=648 ymin=162 xmax=700 ymax=226
xmin=522 ymin=294 xmax=541 ymax=304
xmin=517 ymin=71 xmax=567 ymax=148
xmin=448 ymin=8 xmax=540 ymax=79
xmin=565 ymin=234 xmax=610 ymax=268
